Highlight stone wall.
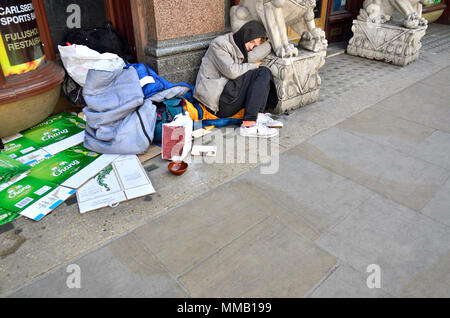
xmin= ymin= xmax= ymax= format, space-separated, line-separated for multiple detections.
xmin=148 ymin=0 xmax=226 ymax=41
xmin=142 ymin=0 xmax=229 ymax=84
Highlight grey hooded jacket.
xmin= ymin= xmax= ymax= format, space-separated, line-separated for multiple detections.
xmin=193 ymin=33 xmax=271 ymax=114
xmin=83 ymin=67 xmax=157 ymax=155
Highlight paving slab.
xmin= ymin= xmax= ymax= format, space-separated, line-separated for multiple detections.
xmin=421 ymin=177 xmax=450 ymax=227
xmin=239 ymin=152 xmax=376 ymax=240
xmin=134 ymin=180 xmax=272 ymax=277
xmin=420 ymin=66 xmax=450 ymax=88
xmin=372 ymin=81 xmax=450 ymax=133
xmin=421 ymin=24 xmax=450 ymax=55
xmin=9 ymin=235 xmax=187 ymax=298
xmin=316 ymin=191 xmax=450 ymax=296
xmin=278 ymin=57 xmax=449 ymax=150
xmin=179 ymin=217 xmax=338 ymax=298
xmin=309 ymin=265 xmax=393 ymax=298
xmin=398 ymin=252 xmax=450 ymax=298
xmin=338 ymin=108 xmax=450 ymax=170
xmin=295 ymin=127 xmax=450 ymax=211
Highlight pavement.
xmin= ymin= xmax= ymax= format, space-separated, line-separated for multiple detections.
xmin=1 ymin=23 xmax=450 ymax=298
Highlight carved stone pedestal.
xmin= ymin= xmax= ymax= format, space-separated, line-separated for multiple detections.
xmin=347 ymin=20 xmax=427 ymax=67
xmin=263 ymin=49 xmax=326 ymax=115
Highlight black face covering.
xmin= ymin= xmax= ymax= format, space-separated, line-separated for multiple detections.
xmin=233 ymin=21 xmax=267 ymax=63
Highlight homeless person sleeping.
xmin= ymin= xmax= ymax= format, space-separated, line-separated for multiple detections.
xmin=193 ymin=21 xmax=283 ymax=139
xmin=79 ymin=21 xmax=282 ymax=158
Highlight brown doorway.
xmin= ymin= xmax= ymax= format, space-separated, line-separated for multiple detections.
xmin=105 ymin=0 xmax=137 ymax=61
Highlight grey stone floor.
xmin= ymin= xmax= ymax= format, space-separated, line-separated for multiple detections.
xmin=1 ymin=24 xmax=450 ymax=298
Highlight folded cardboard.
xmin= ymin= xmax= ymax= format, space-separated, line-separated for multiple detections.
xmin=21 ymin=112 xmax=86 ymax=156
xmin=0 ymin=153 xmax=30 ymax=184
xmin=1 ymin=112 xmax=86 ymax=166
xmin=0 ymin=112 xmax=155 ymax=225
xmin=0 ymin=207 xmax=20 ymax=227
xmin=2 ymin=134 xmax=23 ymax=143
xmin=0 ymin=145 xmax=118 ymax=223
xmin=0 ymin=113 xmax=128 ymax=225
xmin=1 ymin=135 xmax=51 ymax=166
xmin=29 ymin=145 xmax=119 ymax=189
xmin=0 ymin=174 xmax=76 ymax=222
xmin=77 ymin=156 xmax=155 ymax=214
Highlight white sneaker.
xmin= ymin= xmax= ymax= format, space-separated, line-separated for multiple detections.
xmin=239 ymin=123 xmax=279 ymax=138
xmin=257 ymin=113 xmax=284 ymax=128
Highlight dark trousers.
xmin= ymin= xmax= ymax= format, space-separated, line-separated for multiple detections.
xmin=217 ymin=67 xmax=272 ymax=122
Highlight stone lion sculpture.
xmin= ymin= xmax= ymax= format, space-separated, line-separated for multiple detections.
xmin=230 ymin=0 xmax=328 ymax=58
xmin=358 ymin=0 xmax=428 ymax=29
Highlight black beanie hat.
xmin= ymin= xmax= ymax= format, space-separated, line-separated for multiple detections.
xmin=233 ymin=21 xmax=267 ymax=63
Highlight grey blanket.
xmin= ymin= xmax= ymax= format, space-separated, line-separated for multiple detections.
xmin=83 ymin=67 xmax=157 ymax=154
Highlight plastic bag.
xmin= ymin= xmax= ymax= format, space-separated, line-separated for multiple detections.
xmin=58 ymin=44 xmax=126 ymax=87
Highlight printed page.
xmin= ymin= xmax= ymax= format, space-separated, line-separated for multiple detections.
xmin=76 ymin=164 xmax=125 ymax=213
xmin=114 ymin=156 xmax=150 ymax=189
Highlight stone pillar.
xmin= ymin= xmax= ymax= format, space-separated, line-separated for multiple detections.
xmin=142 ymin=0 xmax=228 ymax=84
xmin=263 ymin=49 xmax=327 ymax=115
xmin=347 ymin=21 xmax=428 ymax=67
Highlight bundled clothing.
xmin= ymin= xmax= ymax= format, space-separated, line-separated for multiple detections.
xmin=83 ymin=67 xmax=156 ymax=154
xmin=126 ymin=63 xmax=192 ymax=102
xmin=83 ymin=63 xmax=193 ymax=154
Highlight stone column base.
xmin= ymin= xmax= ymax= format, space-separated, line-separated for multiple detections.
xmin=263 ymin=50 xmax=326 ymax=115
xmin=145 ymin=32 xmax=225 ymax=85
xmin=347 ymin=20 xmax=427 ymax=67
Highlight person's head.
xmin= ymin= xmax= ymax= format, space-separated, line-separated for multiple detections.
xmin=245 ymin=37 xmax=264 ymax=52
xmin=233 ymin=21 xmax=267 ymax=62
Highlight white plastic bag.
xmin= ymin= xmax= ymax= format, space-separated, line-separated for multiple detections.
xmin=58 ymin=44 xmax=126 ymax=87
xmin=162 ymin=112 xmax=193 ymax=162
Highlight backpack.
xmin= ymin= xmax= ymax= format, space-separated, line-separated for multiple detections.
xmin=153 ymin=98 xmax=187 ymax=144
xmin=61 ymin=74 xmax=86 ymax=108
xmin=62 ymin=22 xmax=131 ymax=108
xmin=63 ymin=22 xmax=132 ymax=61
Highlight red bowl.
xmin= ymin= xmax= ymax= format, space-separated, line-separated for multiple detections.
xmin=168 ymin=161 xmax=188 ymax=176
